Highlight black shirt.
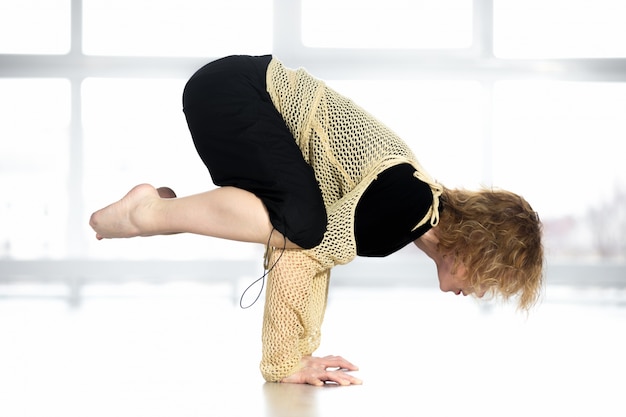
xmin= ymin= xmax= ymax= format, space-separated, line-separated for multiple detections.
xmin=354 ymin=163 xmax=434 ymax=257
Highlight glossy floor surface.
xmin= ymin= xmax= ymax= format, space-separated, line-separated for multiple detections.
xmin=1 ymin=283 xmax=625 ymax=417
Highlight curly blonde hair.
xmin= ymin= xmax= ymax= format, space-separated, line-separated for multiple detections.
xmin=436 ymin=188 xmax=544 ymax=311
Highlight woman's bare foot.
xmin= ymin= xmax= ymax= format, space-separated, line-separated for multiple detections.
xmin=89 ymin=184 xmax=165 ymax=240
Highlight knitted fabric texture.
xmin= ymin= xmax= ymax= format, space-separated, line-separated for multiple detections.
xmin=260 ymin=58 xmax=442 ymax=382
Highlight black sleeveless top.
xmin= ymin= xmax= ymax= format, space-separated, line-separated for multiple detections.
xmin=354 ymin=163 xmax=434 ymax=257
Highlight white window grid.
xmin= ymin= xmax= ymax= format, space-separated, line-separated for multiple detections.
xmin=1 ymin=0 xmax=626 ymax=258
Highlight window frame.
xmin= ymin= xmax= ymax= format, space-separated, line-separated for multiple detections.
xmin=1 ymin=0 xmax=625 ymax=259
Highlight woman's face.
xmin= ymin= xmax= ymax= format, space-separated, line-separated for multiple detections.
xmin=436 ymin=253 xmax=471 ymax=296
xmin=436 ymin=256 xmax=487 ymax=297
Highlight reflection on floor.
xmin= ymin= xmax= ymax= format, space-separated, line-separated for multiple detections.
xmin=1 ymin=283 xmax=625 ymax=417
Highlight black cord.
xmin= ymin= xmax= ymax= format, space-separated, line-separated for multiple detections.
xmin=239 ymin=228 xmax=286 ymax=309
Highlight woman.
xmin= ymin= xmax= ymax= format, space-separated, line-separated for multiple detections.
xmin=89 ymin=55 xmax=544 ymax=386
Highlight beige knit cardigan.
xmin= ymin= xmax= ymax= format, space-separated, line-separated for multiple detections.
xmin=260 ymin=58 xmax=442 ymax=382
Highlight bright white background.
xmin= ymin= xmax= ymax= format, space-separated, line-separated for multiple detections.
xmin=1 ymin=0 xmax=625 ymax=260
xmin=0 ymin=2 xmax=625 ymax=415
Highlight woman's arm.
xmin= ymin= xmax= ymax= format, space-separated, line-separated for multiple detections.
xmin=260 ymin=249 xmax=361 ymax=385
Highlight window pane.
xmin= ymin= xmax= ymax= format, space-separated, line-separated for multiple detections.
xmin=494 ymin=0 xmax=626 ymax=58
xmin=0 ymin=79 xmax=71 ymax=258
xmin=493 ymin=81 xmax=626 ymax=257
xmin=0 ymin=0 xmax=71 ymax=54
xmin=302 ymin=0 xmax=473 ymax=49
xmin=81 ymin=78 xmax=261 ymax=260
xmin=326 ymin=80 xmax=485 ymax=188
xmin=82 ymin=0 xmax=273 ymax=57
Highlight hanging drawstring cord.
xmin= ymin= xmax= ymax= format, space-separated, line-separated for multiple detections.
xmin=239 ymin=228 xmax=286 ymax=309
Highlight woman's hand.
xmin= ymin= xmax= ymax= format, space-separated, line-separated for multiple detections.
xmin=281 ymin=355 xmax=362 ymax=386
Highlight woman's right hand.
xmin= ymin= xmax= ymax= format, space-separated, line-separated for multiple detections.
xmin=281 ymin=355 xmax=362 ymax=386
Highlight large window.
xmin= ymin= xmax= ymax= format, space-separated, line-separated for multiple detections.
xmin=0 ymin=0 xmax=71 ymax=54
xmin=494 ymin=0 xmax=626 ymax=58
xmin=301 ymin=0 xmax=473 ymax=49
xmin=1 ymin=0 xmax=625 ymax=261
xmin=82 ymin=0 xmax=273 ymax=57
xmin=0 ymin=79 xmax=71 ymax=258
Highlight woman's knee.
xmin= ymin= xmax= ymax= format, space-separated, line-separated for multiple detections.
xmin=284 ymin=203 xmax=327 ymax=249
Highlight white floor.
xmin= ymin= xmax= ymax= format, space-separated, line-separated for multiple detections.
xmin=1 ymin=282 xmax=625 ymax=417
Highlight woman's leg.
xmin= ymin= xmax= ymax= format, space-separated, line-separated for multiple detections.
xmin=182 ymin=55 xmax=327 ymax=249
xmin=89 ymin=183 xmax=301 ymax=249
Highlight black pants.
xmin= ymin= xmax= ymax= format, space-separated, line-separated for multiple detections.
xmin=182 ymin=55 xmax=327 ymax=249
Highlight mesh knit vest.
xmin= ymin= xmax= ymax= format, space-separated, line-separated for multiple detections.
xmin=260 ymin=58 xmax=442 ymax=381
